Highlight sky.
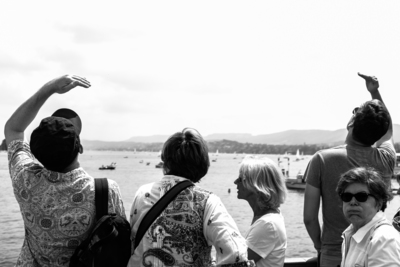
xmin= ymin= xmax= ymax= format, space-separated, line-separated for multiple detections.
xmin=1 ymin=1 xmax=400 ymax=142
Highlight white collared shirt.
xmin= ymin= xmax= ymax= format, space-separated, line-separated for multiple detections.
xmin=341 ymin=211 xmax=400 ymax=267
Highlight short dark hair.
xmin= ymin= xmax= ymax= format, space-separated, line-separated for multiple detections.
xmin=161 ymin=128 xmax=210 ymax=183
xmin=352 ymin=100 xmax=390 ymax=146
xmin=336 ymin=167 xmax=393 ymax=211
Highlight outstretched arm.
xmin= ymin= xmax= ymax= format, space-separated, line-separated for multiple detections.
xmin=358 ymin=73 xmax=393 ymax=146
xmin=4 ymin=75 xmax=90 ymax=146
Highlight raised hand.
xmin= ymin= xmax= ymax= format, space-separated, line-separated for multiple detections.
xmin=358 ymin=72 xmax=379 ymax=92
xmin=42 ymin=75 xmax=91 ymax=94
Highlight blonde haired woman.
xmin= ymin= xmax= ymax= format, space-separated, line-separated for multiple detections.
xmin=234 ymin=156 xmax=288 ymax=267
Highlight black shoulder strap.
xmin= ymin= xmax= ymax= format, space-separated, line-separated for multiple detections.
xmin=134 ymin=180 xmax=194 ymax=250
xmin=95 ymin=178 xmax=109 ymax=221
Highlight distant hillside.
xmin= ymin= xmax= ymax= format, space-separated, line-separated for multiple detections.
xmin=125 ymin=124 xmax=400 ymax=145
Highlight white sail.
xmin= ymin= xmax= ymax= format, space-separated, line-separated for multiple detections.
xmin=296 ymin=149 xmax=301 ymax=161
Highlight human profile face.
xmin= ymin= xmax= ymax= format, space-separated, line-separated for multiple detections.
xmin=342 ymin=183 xmax=380 ymax=231
xmin=234 ymin=176 xmax=252 ymax=201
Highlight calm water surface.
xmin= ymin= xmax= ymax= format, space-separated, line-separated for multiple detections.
xmin=1 ymin=151 xmax=399 ymax=266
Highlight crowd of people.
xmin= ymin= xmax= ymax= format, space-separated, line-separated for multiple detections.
xmin=4 ymin=73 xmax=400 ymax=267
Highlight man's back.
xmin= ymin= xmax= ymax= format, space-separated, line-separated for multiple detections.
xmin=8 ymin=140 xmax=126 ymax=267
xmin=305 ymin=141 xmax=395 ymax=255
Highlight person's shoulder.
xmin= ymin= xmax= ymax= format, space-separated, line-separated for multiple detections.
xmin=8 ymin=139 xmax=31 ymax=156
xmin=193 ymin=184 xmax=212 ymax=195
xmin=376 ymin=140 xmax=395 ymax=153
xmin=372 ymin=226 xmax=400 ymax=246
xmin=318 ymin=145 xmax=347 ymax=155
xmin=106 ymin=178 xmax=121 ymax=188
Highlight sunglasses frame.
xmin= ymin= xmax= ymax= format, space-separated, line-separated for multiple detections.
xmin=340 ymin=192 xmax=374 ymax=203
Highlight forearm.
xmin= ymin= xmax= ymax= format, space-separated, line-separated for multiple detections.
xmin=371 ymin=89 xmax=393 ymax=145
xmin=370 ymin=89 xmax=383 ymax=103
xmin=5 ymin=85 xmax=53 ymax=143
xmin=304 ymin=219 xmax=322 ymax=251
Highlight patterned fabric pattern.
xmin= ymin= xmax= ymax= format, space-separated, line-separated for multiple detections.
xmin=8 ymin=140 xmax=126 ymax=267
xmin=143 ymin=179 xmax=213 ymax=266
xmin=129 ymin=176 xmax=251 ymax=267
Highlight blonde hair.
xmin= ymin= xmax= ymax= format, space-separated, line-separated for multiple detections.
xmin=239 ymin=155 xmax=287 ymax=209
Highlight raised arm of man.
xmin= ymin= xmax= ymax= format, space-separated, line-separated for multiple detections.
xmin=358 ymin=72 xmax=393 ymax=147
xmin=4 ymin=75 xmax=90 ymax=146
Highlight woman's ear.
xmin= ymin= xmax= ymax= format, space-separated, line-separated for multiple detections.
xmin=79 ymin=144 xmax=83 ymax=154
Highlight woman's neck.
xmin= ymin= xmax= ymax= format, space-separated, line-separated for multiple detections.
xmin=250 ymin=203 xmax=279 ymax=224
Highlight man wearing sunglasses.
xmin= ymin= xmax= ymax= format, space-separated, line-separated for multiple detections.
xmin=303 ymin=73 xmax=396 ymax=267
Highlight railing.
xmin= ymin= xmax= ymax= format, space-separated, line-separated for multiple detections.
xmin=284 ymin=257 xmax=318 ymax=267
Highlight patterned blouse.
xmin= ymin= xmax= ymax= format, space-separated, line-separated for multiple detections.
xmin=8 ymin=140 xmax=126 ymax=267
xmin=128 ymin=175 xmax=255 ymax=267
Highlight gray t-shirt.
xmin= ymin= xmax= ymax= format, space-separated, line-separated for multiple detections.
xmin=305 ymin=141 xmax=395 ymax=256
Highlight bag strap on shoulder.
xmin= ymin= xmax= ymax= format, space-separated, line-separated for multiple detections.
xmin=134 ymin=180 xmax=194 ymax=250
xmin=95 ymin=178 xmax=109 ymax=220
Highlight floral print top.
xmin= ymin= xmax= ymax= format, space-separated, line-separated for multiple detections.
xmin=8 ymin=140 xmax=126 ymax=267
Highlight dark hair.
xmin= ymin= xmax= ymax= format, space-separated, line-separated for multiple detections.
xmin=352 ymin=100 xmax=390 ymax=146
xmin=336 ymin=167 xmax=393 ymax=211
xmin=161 ymin=128 xmax=210 ymax=183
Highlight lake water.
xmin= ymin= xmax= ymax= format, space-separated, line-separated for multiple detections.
xmin=1 ymin=150 xmax=399 ymax=266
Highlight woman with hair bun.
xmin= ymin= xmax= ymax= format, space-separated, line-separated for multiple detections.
xmin=234 ymin=156 xmax=288 ymax=267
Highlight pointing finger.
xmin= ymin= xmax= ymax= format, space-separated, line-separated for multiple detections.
xmin=358 ymin=72 xmax=369 ymax=80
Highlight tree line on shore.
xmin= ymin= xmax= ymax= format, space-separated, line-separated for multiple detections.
xmin=2 ymin=139 xmax=400 ymax=155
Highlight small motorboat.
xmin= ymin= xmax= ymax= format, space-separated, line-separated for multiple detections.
xmin=99 ymin=162 xmax=116 ymax=170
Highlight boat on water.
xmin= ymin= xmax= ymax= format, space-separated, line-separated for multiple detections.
xmin=146 ymin=162 xmax=150 ymax=166
xmin=295 ymin=149 xmax=302 ymax=161
xmin=99 ymin=162 xmax=116 ymax=170
xmin=285 ymin=172 xmax=306 ymax=190
xmin=155 ymin=162 xmax=164 ymax=168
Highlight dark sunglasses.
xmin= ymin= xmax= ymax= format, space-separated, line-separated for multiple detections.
xmin=234 ymin=177 xmax=245 ymax=184
xmin=340 ymin=192 xmax=374 ymax=202
xmin=352 ymin=107 xmax=359 ymax=114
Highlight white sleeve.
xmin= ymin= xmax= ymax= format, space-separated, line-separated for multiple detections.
xmin=246 ymin=219 xmax=277 ymax=258
xmin=203 ymin=194 xmax=248 ymax=265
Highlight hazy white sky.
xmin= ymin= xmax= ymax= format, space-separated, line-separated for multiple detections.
xmin=1 ymin=1 xmax=400 ymax=141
